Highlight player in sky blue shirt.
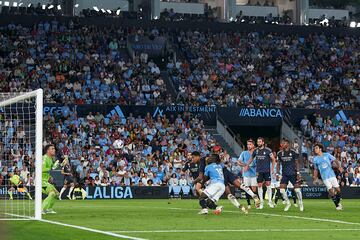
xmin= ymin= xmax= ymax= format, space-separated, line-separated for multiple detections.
xmin=239 ymin=151 xmax=257 ymax=178
xmin=313 ymin=152 xmax=336 ymax=180
xmin=313 ymin=143 xmax=343 ymax=210
xmin=198 ymin=154 xmax=225 ymax=215
xmin=204 ymin=163 xmax=224 ymax=185
xmin=238 ymin=139 xmax=258 ymax=208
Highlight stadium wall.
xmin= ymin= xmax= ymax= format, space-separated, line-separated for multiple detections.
xmin=1 ymin=15 xmax=360 ymax=36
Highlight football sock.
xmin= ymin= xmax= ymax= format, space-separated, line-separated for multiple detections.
xmin=290 ymin=189 xmax=297 ymax=204
xmin=280 ymin=188 xmax=289 ymax=202
xmin=266 ymin=186 xmax=272 ymax=203
xmin=59 ymin=187 xmax=66 ymax=198
xmin=258 ymin=187 xmax=264 ymax=202
xmin=227 ymin=194 xmax=240 ymax=208
xmin=295 ymin=188 xmax=302 ymax=204
xmin=245 ymin=193 xmax=251 ymax=205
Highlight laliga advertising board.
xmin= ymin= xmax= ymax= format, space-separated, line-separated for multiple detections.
xmin=86 ymin=186 xmax=133 ymax=199
xmin=84 ymin=186 xmax=169 ymax=199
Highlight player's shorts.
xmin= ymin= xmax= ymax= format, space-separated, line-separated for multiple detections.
xmin=204 ymin=180 xmax=210 ymax=187
xmin=243 ymin=177 xmax=257 ymax=187
xmin=12 ymin=183 xmax=24 ymax=190
xmin=323 ymin=177 xmax=340 ymax=190
xmin=203 ymin=182 xmax=225 ymax=203
xmin=280 ymin=175 xmax=297 ymax=186
xmin=224 ymin=169 xmax=238 ymax=186
xmin=42 ymin=180 xmax=58 ymax=195
xmin=257 ymin=172 xmax=271 ymax=183
xmin=271 ymin=179 xmax=280 ymax=188
xmin=64 ymin=176 xmax=73 ymax=184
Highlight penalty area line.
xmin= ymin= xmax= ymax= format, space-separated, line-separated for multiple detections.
xmin=111 ymin=228 xmax=360 ymax=233
xmin=68 ymin=205 xmax=360 ymax=227
xmin=165 ymin=207 xmax=360 ymax=226
xmin=5 ymin=213 xmax=147 ymax=240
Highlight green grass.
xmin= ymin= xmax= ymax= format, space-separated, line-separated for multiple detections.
xmin=3 ymin=199 xmax=360 ymax=240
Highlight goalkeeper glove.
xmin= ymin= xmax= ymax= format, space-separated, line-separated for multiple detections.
xmin=52 ymin=160 xmax=60 ymax=169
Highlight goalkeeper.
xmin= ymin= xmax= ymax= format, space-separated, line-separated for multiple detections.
xmin=42 ymin=144 xmax=60 ymax=214
xmin=8 ymin=172 xmax=32 ymax=200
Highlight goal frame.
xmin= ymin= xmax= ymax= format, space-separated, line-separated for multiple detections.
xmin=0 ymin=89 xmax=43 ymax=220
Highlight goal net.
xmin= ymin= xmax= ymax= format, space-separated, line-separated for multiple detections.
xmin=0 ymin=89 xmax=43 ymax=220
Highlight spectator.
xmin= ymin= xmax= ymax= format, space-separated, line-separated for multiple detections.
xmin=179 ymin=175 xmax=188 ymax=186
xmin=169 ymin=173 xmax=178 ymax=186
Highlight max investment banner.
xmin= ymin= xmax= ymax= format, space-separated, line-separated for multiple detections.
xmin=44 ymin=104 xmax=217 ymax=126
xmin=43 ymin=104 xmax=360 ymax=127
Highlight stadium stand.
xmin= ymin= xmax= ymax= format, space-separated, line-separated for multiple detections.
xmin=0 ymin=17 xmax=360 ymax=192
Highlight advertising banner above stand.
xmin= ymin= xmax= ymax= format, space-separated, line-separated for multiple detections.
xmin=43 ymin=104 xmax=360 ymax=127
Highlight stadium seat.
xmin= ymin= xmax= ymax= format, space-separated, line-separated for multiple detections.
xmin=181 ymin=186 xmax=191 ymax=197
xmin=172 ymin=186 xmax=182 ymax=198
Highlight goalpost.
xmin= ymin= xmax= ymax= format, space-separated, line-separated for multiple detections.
xmin=0 ymin=89 xmax=43 ymax=220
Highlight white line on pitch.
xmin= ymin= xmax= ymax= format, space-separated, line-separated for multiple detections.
xmin=0 ymin=218 xmax=31 ymax=221
xmin=111 ymin=228 xmax=360 ymax=233
xmin=252 ymin=212 xmax=360 ymax=226
xmin=69 ymin=204 xmax=360 ymax=226
xmin=166 ymin=207 xmax=360 ymax=226
xmin=5 ymin=213 xmax=148 ymax=240
xmin=39 ymin=219 xmax=148 ymax=240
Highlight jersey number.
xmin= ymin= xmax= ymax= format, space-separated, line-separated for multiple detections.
xmin=216 ymin=169 xmax=224 ymax=180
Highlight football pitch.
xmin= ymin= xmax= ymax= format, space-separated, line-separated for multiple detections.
xmin=3 ymin=199 xmax=360 ymax=240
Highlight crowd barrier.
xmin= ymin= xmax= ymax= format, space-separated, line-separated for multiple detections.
xmin=1 ymin=186 xmax=359 ymax=199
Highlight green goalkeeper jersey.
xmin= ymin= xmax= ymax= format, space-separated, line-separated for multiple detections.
xmin=10 ymin=174 xmax=21 ymax=186
xmin=42 ymin=154 xmax=54 ymax=182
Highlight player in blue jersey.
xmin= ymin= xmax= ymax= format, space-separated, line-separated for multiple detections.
xmin=198 ymin=154 xmax=225 ymax=215
xmin=212 ymin=144 xmax=259 ymax=213
xmin=245 ymin=137 xmax=276 ymax=209
xmin=238 ymin=139 xmax=259 ymax=209
xmin=313 ymin=143 xmax=343 ymax=210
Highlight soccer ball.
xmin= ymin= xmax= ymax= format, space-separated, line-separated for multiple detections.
xmin=113 ymin=139 xmax=124 ymax=149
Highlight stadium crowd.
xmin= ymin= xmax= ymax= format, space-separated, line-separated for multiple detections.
xmin=0 ymin=107 xmax=226 ymax=190
xmin=0 ymin=21 xmax=170 ymax=106
xmin=41 ymin=107 xmax=231 ymax=189
xmin=1 ymin=21 xmax=359 ymax=109
xmin=1 ymin=19 xmax=360 ymax=191
xmin=169 ymin=30 xmax=359 ymax=108
xmin=300 ymin=114 xmax=360 ymax=186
